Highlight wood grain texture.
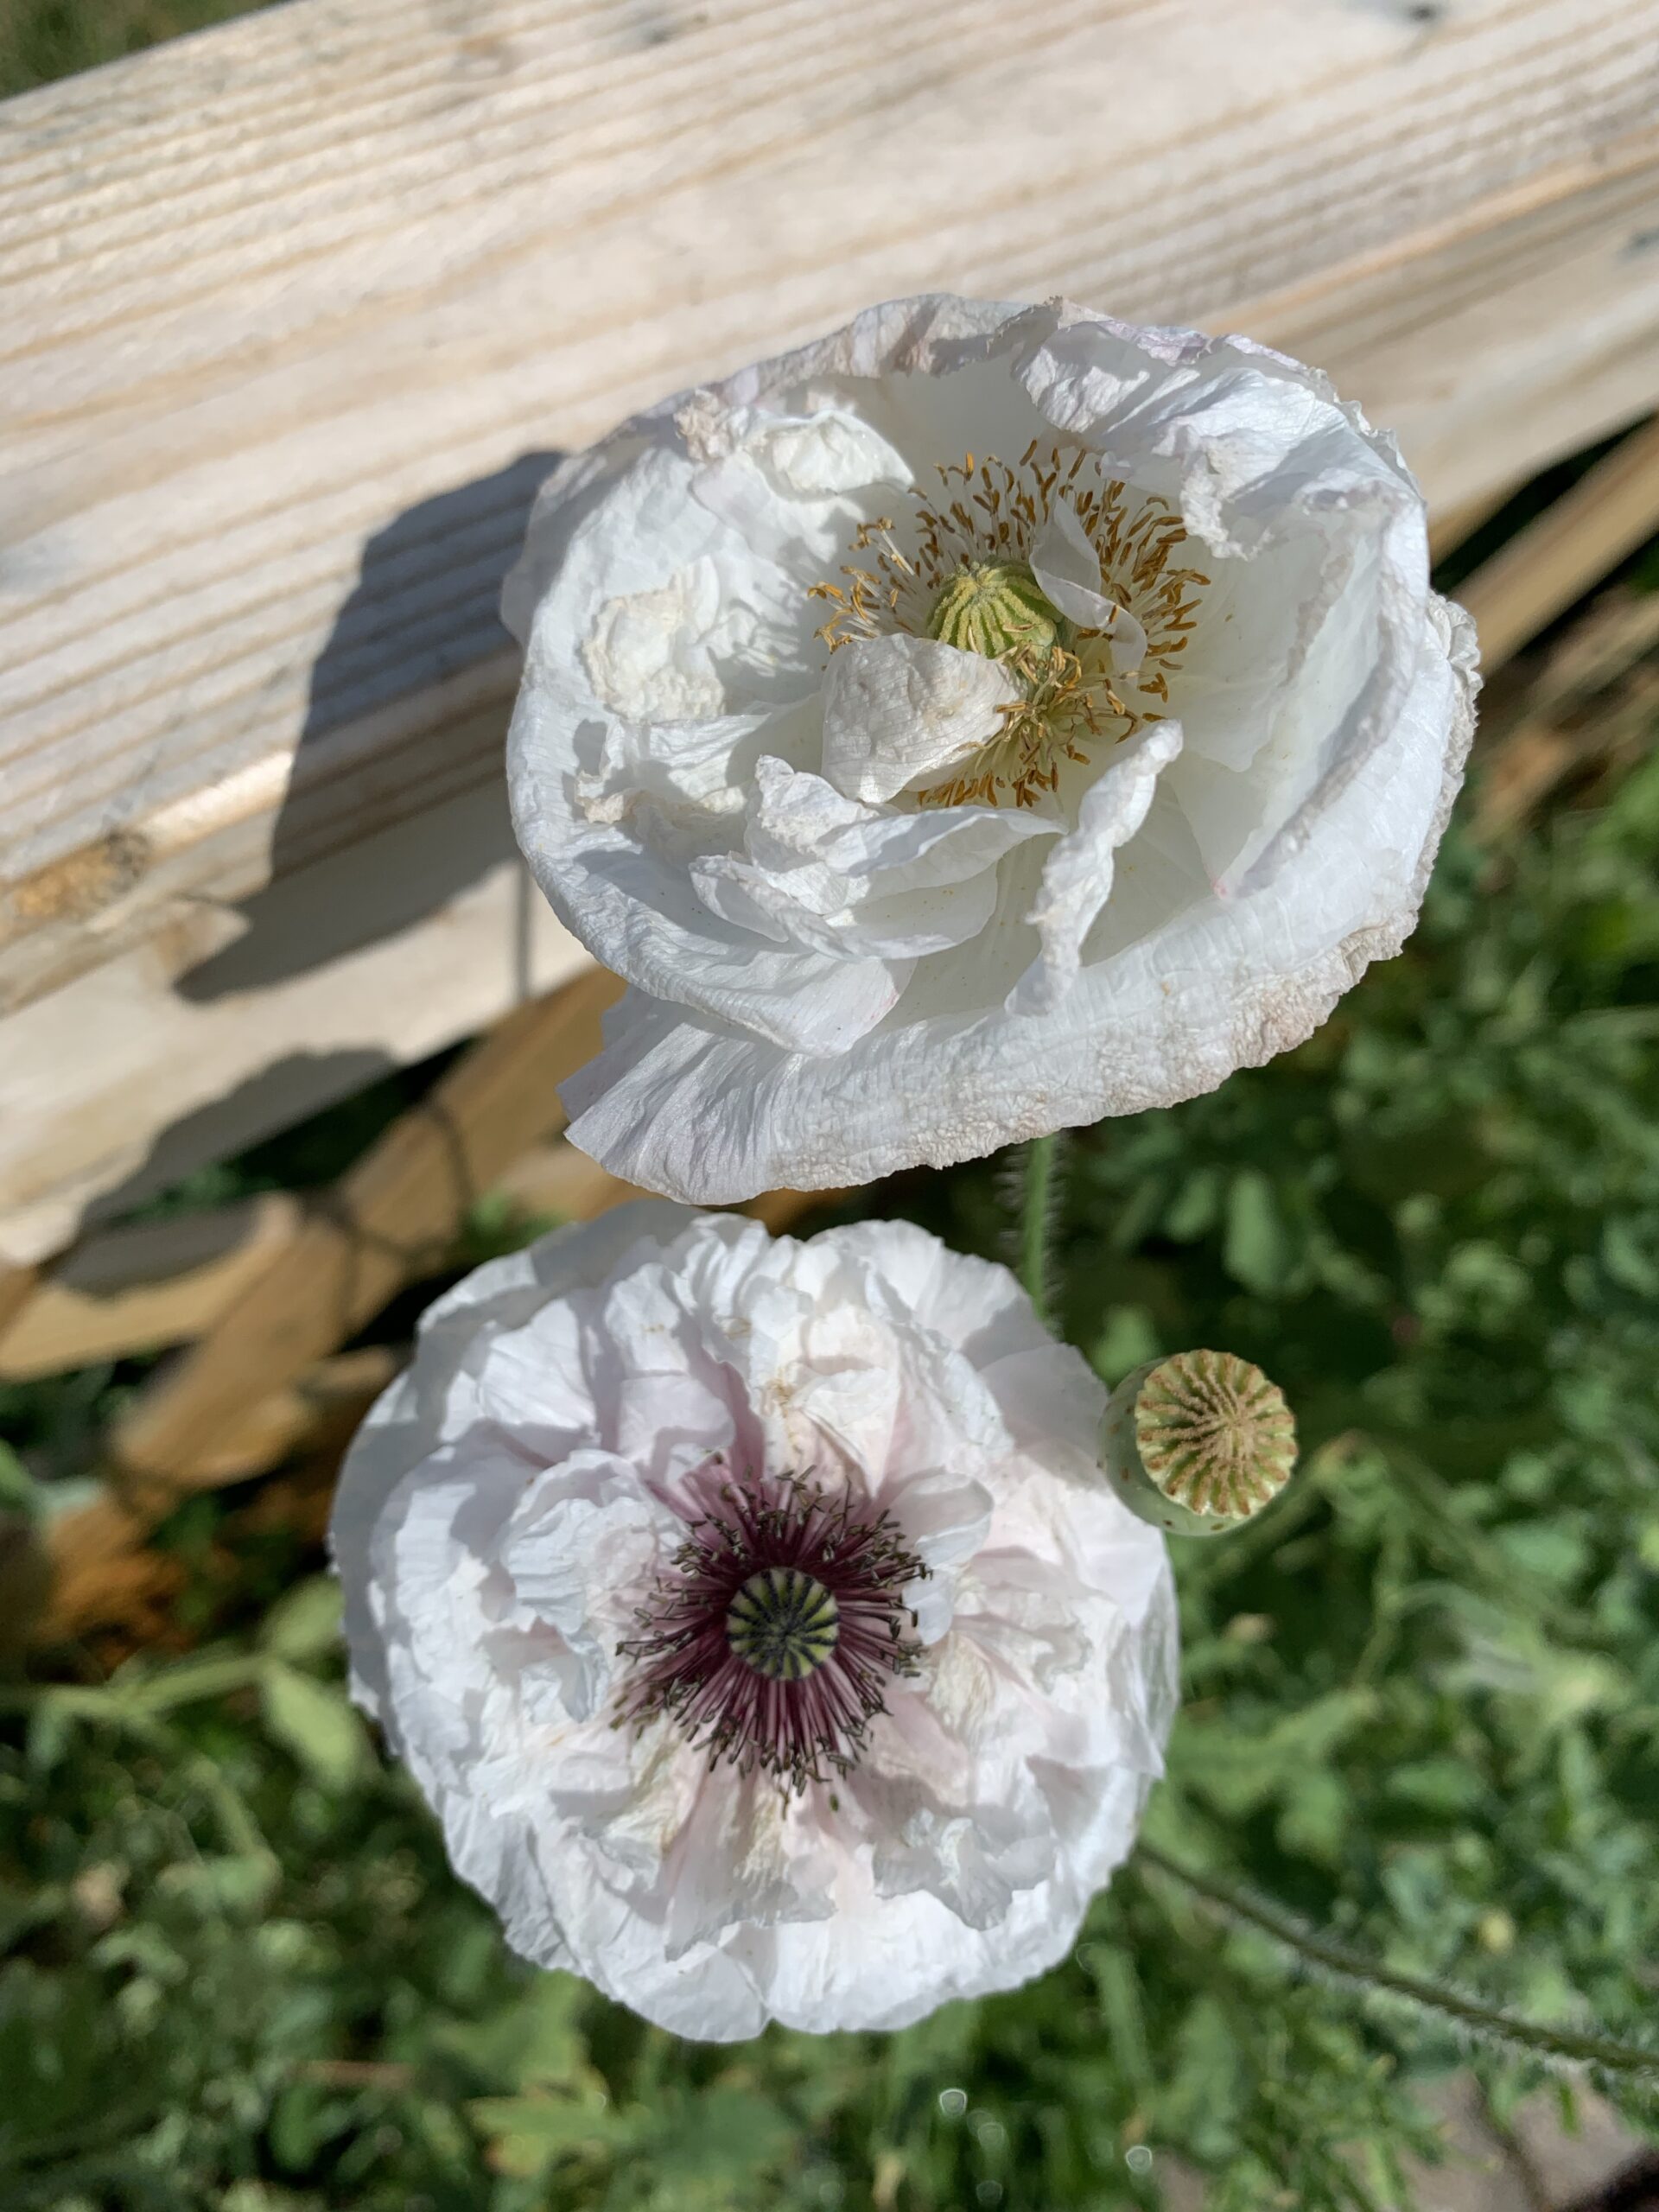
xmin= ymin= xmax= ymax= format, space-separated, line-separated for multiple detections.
xmin=0 ymin=1192 xmax=304 ymax=1379
xmin=0 ymin=1120 xmax=839 ymax=1380
xmin=0 ymin=1263 xmax=39 ymax=1348
xmin=4 ymin=0 xmax=1659 ymax=1253
xmin=0 ymin=786 xmax=589 ymax=1266
xmin=108 ymin=964 xmax=624 ymax=1492
xmin=1466 ymin=582 xmax=1659 ymax=836
xmin=41 ymin=1346 xmax=400 ymax=1640
xmin=1459 ymin=415 xmax=1659 ymax=668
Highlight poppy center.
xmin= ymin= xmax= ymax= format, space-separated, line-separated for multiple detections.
xmin=925 ymin=560 xmax=1064 ymax=662
xmin=726 ymin=1567 xmax=839 ymax=1681
xmin=618 ymin=1462 xmax=925 ymax=1793
xmin=810 ymin=446 xmax=1208 ymax=810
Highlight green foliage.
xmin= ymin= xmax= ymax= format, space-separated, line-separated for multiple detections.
xmin=5 ymin=758 xmax=1659 ymax=2205
xmin=0 ymin=0 xmax=280 ymax=97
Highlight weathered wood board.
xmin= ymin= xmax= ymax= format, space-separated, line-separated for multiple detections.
xmin=0 ymin=785 xmax=589 ymax=1263
xmin=3 ymin=0 xmax=1659 ymax=1261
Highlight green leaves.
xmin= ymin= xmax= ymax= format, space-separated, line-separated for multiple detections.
xmin=258 ymin=1577 xmax=344 ymax=1662
xmin=254 ymin=1579 xmax=373 ymax=1794
xmin=258 ymin=1666 xmax=371 ymax=1796
xmin=1224 ymin=1169 xmax=1300 ymax=1296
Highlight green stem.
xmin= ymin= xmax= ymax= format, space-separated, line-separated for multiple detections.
xmin=0 ymin=1655 xmax=269 ymax=1719
xmin=1137 ymin=1841 xmax=1659 ymax=2083
xmin=1019 ymin=1133 xmax=1063 ymax=1327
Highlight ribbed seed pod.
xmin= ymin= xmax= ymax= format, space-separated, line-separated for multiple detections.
xmin=1102 ymin=1350 xmax=1296 ymax=1537
xmin=925 ymin=561 xmax=1064 ymax=661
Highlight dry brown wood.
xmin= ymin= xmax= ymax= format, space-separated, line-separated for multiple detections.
xmin=3 ymin=2 xmax=1659 ymax=1260
xmin=0 ymin=1124 xmax=841 ymax=1383
xmin=1466 ymin=582 xmax=1659 ymax=837
xmin=493 ymin=1142 xmax=840 ymax=1236
xmin=1458 ymin=415 xmax=1659 ymax=671
xmin=1522 ymin=588 xmax=1659 ymax=720
xmin=1473 ymin=664 xmax=1659 ymax=837
xmin=185 ymin=1344 xmax=403 ymax=1488
xmin=107 ymin=965 xmax=623 ymax=1494
xmin=748 ymin=1185 xmax=851 ymax=1236
xmin=0 ymin=1264 xmax=38 ymax=1343
xmin=1473 ymin=583 xmax=1659 ymax=748
xmin=492 ymin=1141 xmax=646 ymax=1229
xmin=37 ymin=1506 xmax=177 ymax=1648
xmin=0 ymin=1193 xmax=302 ymax=1380
xmin=39 ymin=1346 xmax=399 ymax=1639
xmin=1428 ymin=484 xmax=1514 ymax=563
xmin=6 ymin=13 xmax=1656 ymax=988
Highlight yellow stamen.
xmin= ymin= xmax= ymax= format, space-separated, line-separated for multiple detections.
xmin=812 ymin=447 xmax=1209 ymax=808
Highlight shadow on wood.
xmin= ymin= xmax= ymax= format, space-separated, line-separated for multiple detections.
xmin=177 ymin=448 xmax=561 ymax=1003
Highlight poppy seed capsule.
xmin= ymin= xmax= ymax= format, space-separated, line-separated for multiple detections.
xmin=1103 ymin=1350 xmax=1296 ymax=1536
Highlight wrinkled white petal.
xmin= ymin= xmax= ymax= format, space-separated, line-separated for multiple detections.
xmin=820 ymin=633 xmax=1015 ymax=803
xmin=691 ymin=755 xmax=1054 ymax=963
xmin=1008 ymin=719 xmax=1182 ymax=1017
xmin=506 ymin=294 xmax=1478 ymax=1203
xmin=494 ymin=1452 xmax=672 ymax=1721
xmin=331 ymin=1205 xmax=1177 ymax=2039
xmin=1029 ymin=496 xmax=1147 ymax=671
xmin=582 ymin=559 xmax=735 ymax=722
xmin=690 ymin=404 xmax=912 ymax=570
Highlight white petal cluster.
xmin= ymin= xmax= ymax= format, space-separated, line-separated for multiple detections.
xmin=330 ymin=1205 xmax=1177 ymax=2038
xmin=506 ymin=296 xmax=1478 ymax=1202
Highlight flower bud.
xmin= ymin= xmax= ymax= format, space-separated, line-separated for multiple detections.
xmin=1102 ymin=1350 xmax=1296 ymax=1537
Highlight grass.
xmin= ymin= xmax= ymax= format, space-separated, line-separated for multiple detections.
xmin=0 ymin=0 xmax=278 ymax=96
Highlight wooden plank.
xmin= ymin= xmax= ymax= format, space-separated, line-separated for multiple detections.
xmin=185 ymin=1345 xmax=402 ymax=1488
xmin=40 ymin=1347 xmax=400 ymax=1640
xmin=107 ymin=965 xmax=624 ymax=1495
xmin=1480 ymin=583 xmax=1659 ymax=734
xmin=4 ymin=0 xmax=1659 ymax=1260
xmin=1249 ymin=127 xmax=1659 ymax=522
xmin=1457 ymin=415 xmax=1659 ymax=670
xmin=494 ymin=1141 xmax=841 ymax=1236
xmin=0 ymin=788 xmax=588 ymax=1268
xmin=0 ymin=1127 xmax=841 ymax=1381
xmin=1429 ymin=485 xmax=1514 ymax=563
xmin=5 ymin=5 xmax=1656 ymax=975
xmin=1467 ymin=583 xmax=1659 ymax=836
xmin=1473 ymin=664 xmax=1659 ymax=836
xmin=0 ymin=1264 xmax=38 ymax=1341
xmin=0 ymin=1193 xmax=303 ymax=1380
xmin=491 ymin=1140 xmax=646 ymax=1230
xmin=749 ymin=1185 xmax=851 ymax=1236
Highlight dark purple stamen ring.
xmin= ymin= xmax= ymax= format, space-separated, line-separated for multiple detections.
xmin=618 ymin=1460 xmax=926 ymax=1792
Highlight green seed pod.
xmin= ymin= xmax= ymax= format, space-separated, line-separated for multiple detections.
xmin=926 ymin=561 xmax=1064 ymax=661
xmin=1102 ymin=1350 xmax=1296 ymax=1536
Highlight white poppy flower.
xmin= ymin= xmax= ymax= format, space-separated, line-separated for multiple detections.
xmin=505 ymin=296 xmax=1478 ymax=1203
xmin=330 ymin=1203 xmax=1177 ymax=2038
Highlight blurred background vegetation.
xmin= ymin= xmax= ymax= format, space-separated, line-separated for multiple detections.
xmin=0 ymin=0 xmax=275 ymax=92
xmin=4 ymin=12 xmax=1659 ymax=2212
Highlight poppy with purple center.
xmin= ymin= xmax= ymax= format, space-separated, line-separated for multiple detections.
xmin=331 ymin=1202 xmax=1177 ymax=2038
xmin=619 ymin=1463 xmax=925 ymax=1790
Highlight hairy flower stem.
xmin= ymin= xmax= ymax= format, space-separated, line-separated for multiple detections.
xmin=1137 ymin=1841 xmax=1659 ymax=2084
xmin=1018 ymin=1132 xmax=1067 ymax=1328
